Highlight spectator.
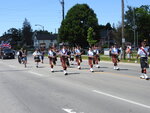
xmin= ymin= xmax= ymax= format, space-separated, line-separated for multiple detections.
xmin=126 ymin=47 xmax=131 ymax=62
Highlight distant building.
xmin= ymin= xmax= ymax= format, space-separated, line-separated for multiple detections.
xmin=33 ymin=32 xmax=58 ymax=49
xmin=99 ymin=29 xmax=115 ymax=47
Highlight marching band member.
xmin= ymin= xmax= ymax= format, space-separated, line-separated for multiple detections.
xmin=48 ymin=47 xmax=55 ymax=72
xmin=17 ymin=48 xmax=23 ymax=64
xmin=88 ymin=47 xmax=94 ymax=72
xmin=111 ymin=44 xmax=120 ymax=70
xmin=40 ymin=47 xmax=45 ymax=64
xmin=93 ymin=46 xmax=100 ymax=68
xmin=70 ymin=47 xmax=75 ymax=65
xmin=137 ymin=41 xmax=149 ymax=80
xmin=75 ymin=46 xmax=82 ymax=69
xmin=59 ymin=45 xmax=69 ymax=75
xmin=22 ymin=49 xmax=27 ymax=68
xmin=33 ymin=49 xmax=41 ymax=68
xmin=52 ymin=46 xmax=57 ymax=66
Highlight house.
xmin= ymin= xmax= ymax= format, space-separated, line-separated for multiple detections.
xmin=99 ymin=29 xmax=115 ymax=47
xmin=33 ymin=32 xmax=57 ymax=49
xmin=0 ymin=34 xmax=12 ymax=44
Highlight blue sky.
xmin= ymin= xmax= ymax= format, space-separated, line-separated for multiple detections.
xmin=0 ymin=0 xmax=149 ymax=36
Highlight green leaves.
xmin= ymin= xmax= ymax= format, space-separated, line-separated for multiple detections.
xmin=58 ymin=4 xmax=99 ymax=47
xmin=124 ymin=5 xmax=150 ymax=43
xmin=87 ymin=27 xmax=97 ymax=46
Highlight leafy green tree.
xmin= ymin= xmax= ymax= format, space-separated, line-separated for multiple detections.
xmin=0 ymin=28 xmax=22 ymax=48
xmin=113 ymin=23 xmax=122 ymax=45
xmin=22 ymin=18 xmax=33 ymax=46
xmin=59 ymin=4 xmax=99 ymax=47
xmin=7 ymin=28 xmax=22 ymax=42
xmin=125 ymin=5 xmax=150 ymax=44
xmin=87 ymin=27 xmax=97 ymax=46
xmin=105 ymin=23 xmax=112 ymax=30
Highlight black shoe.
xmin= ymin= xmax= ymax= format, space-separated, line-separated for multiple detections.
xmin=64 ymin=73 xmax=68 ymax=75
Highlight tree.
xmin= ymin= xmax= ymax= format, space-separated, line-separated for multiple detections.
xmin=22 ymin=18 xmax=33 ymax=46
xmin=105 ymin=23 xmax=112 ymax=30
xmin=124 ymin=5 xmax=150 ymax=44
xmin=113 ymin=22 xmax=122 ymax=45
xmin=7 ymin=28 xmax=22 ymax=42
xmin=0 ymin=28 xmax=22 ymax=48
xmin=58 ymin=4 xmax=99 ymax=47
xmin=87 ymin=27 xmax=97 ymax=46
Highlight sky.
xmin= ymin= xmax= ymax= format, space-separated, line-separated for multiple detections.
xmin=0 ymin=0 xmax=149 ymax=36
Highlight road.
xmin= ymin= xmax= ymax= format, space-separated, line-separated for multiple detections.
xmin=0 ymin=56 xmax=150 ymax=113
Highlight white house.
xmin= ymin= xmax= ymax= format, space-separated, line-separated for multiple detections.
xmin=33 ymin=32 xmax=57 ymax=49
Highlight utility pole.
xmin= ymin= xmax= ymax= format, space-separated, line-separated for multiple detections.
xmin=122 ymin=0 xmax=125 ymax=59
xmin=137 ymin=32 xmax=138 ymax=47
xmin=107 ymin=29 xmax=110 ymax=48
xmin=133 ymin=8 xmax=137 ymax=50
xmin=59 ymin=0 xmax=65 ymax=21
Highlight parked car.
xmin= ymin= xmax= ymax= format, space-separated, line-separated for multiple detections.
xmin=0 ymin=48 xmax=15 ymax=59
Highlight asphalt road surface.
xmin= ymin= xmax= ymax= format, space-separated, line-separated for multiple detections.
xmin=0 ymin=55 xmax=150 ymax=113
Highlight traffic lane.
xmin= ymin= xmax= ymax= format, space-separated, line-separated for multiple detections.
xmin=1 ymin=60 xmax=150 ymax=112
xmin=1 ymin=57 xmax=150 ymax=106
xmin=0 ymin=58 xmax=150 ymax=112
xmin=0 ymin=65 xmax=32 ymax=113
xmin=0 ymin=64 xmax=68 ymax=113
xmin=67 ymin=67 xmax=150 ymax=106
xmin=0 ymin=55 xmax=144 ymax=78
xmin=1 ymin=64 xmax=150 ymax=113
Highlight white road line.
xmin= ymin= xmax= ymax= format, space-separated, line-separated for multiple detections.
xmin=62 ymin=108 xmax=76 ymax=113
xmin=62 ymin=108 xmax=84 ymax=113
xmin=93 ymin=90 xmax=150 ymax=109
xmin=28 ymin=71 xmax=43 ymax=76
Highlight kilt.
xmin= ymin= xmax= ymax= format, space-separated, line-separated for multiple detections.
xmin=93 ymin=55 xmax=100 ymax=64
xmin=112 ymin=55 xmax=118 ymax=64
xmin=88 ymin=57 xmax=93 ymax=66
xmin=60 ymin=56 xmax=67 ymax=70
xmin=75 ymin=55 xmax=82 ymax=62
xmin=70 ymin=55 xmax=74 ymax=61
xmin=140 ymin=57 xmax=149 ymax=69
xmin=48 ymin=57 xmax=54 ymax=62
xmin=34 ymin=56 xmax=41 ymax=62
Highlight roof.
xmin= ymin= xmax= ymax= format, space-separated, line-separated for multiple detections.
xmin=0 ymin=34 xmax=12 ymax=41
xmin=0 ymin=34 xmax=12 ymax=44
xmin=35 ymin=33 xmax=57 ymax=40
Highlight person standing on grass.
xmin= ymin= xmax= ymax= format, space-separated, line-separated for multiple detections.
xmin=87 ymin=47 xmax=94 ymax=72
xmin=126 ymin=46 xmax=131 ymax=62
xmin=33 ymin=49 xmax=41 ymax=68
xmin=111 ymin=44 xmax=120 ymax=70
xmin=137 ymin=41 xmax=149 ymax=80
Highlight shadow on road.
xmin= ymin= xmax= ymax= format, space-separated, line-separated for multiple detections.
xmin=67 ymin=72 xmax=80 ymax=75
